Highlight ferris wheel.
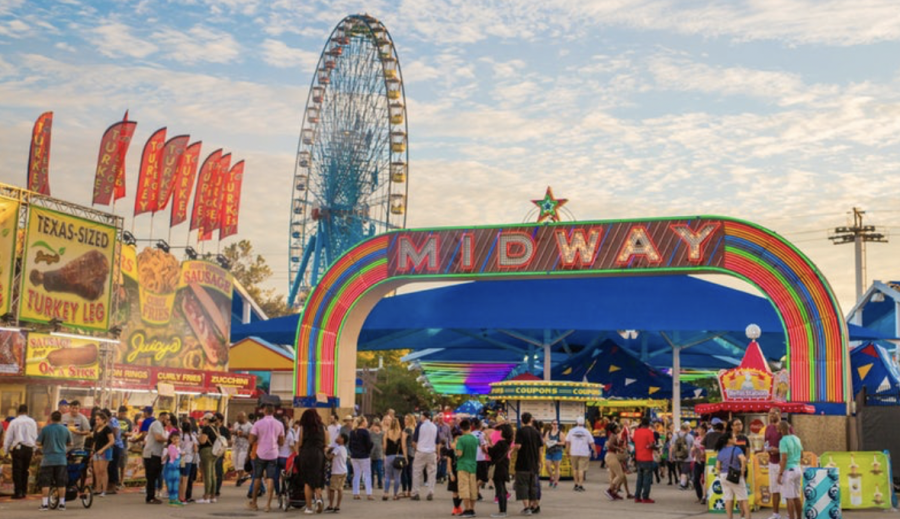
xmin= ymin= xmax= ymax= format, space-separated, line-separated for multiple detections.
xmin=288 ymin=14 xmax=409 ymax=307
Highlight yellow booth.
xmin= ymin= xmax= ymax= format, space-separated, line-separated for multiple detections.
xmin=490 ymin=379 xmax=603 ymax=479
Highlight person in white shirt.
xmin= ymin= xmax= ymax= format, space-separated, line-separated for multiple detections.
xmin=232 ymin=413 xmax=253 ymax=486
xmin=326 ymin=433 xmax=349 ymax=513
xmin=565 ymin=416 xmax=594 ymax=493
xmin=411 ymin=411 xmax=438 ymax=501
xmin=327 ymin=414 xmax=342 ymax=448
xmin=3 ymin=404 xmax=38 ymax=499
xmin=276 ymin=416 xmax=296 ymax=494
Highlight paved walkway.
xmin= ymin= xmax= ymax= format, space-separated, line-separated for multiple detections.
xmin=0 ymin=465 xmax=893 ymax=518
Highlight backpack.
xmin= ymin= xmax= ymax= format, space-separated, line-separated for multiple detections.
xmin=211 ymin=427 xmax=228 ymax=458
xmin=672 ymin=434 xmax=689 ymax=461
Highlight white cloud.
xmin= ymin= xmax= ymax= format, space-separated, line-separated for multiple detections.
xmin=646 ymin=55 xmax=836 ymax=107
xmin=0 ymin=18 xmax=29 ymax=38
xmin=0 ymin=0 xmax=25 ymax=16
xmin=151 ymin=25 xmax=241 ymax=65
xmin=91 ymin=21 xmax=158 ymax=59
xmin=560 ymin=0 xmax=900 ymax=46
xmin=260 ymin=38 xmax=319 ymax=71
xmin=0 ymin=56 xmax=15 ymax=78
xmin=401 ymin=60 xmax=442 ymax=83
xmin=54 ymin=42 xmax=76 ymax=52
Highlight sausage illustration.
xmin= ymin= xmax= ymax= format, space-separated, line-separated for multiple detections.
xmin=28 ymin=344 xmax=98 ymax=366
xmin=35 ymin=250 xmax=61 ymax=265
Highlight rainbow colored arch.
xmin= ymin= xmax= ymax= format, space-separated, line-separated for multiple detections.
xmin=295 ymin=217 xmax=849 ymax=405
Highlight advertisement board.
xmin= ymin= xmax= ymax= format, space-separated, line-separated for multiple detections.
xmin=819 ymin=451 xmax=892 ymax=509
xmin=0 ymin=197 xmax=18 ymax=317
xmin=24 ymin=332 xmax=100 ymax=381
xmin=114 ymin=246 xmax=232 ymax=371
xmin=751 ymin=451 xmax=819 ymax=508
xmin=706 ymin=450 xmax=757 ymax=513
xmin=109 ymin=363 xmax=255 ymax=394
xmin=18 ymin=206 xmax=116 ymax=331
xmin=803 ymin=467 xmax=841 ymax=519
xmin=0 ymin=330 xmax=25 ymax=375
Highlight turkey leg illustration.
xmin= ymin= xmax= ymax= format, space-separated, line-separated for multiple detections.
xmin=30 ymin=249 xmax=110 ymax=300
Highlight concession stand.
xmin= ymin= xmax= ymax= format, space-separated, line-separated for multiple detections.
xmin=227 ymin=336 xmax=294 ymax=421
xmin=695 ymin=338 xmax=815 ymax=513
xmin=695 ymin=338 xmax=813 ymax=448
xmin=489 ymin=379 xmax=603 ymax=479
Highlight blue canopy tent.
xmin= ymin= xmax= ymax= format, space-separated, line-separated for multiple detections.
xmin=851 ymin=343 xmax=900 ymax=404
xmin=455 ymin=400 xmax=485 ymax=416
xmin=552 ymin=339 xmax=706 ymax=399
xmin=232 ymin=276 xmax=892 ymax=394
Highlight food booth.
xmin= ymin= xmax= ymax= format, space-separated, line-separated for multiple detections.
xmin=695 ymin=338 xmax=816 ymax=513
xmin=489 ymin=379 xmax=603 ymax=479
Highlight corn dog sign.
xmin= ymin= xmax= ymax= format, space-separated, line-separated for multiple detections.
xmin=19 ymin=206 xmax=116 ymax=331
xmin=0 ymin=197 xmax=18 ymax=317
xmin=25 ymin=332 xmax=100 ymax=380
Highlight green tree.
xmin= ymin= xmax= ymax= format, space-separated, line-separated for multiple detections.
xmin=221 ymin=240 xmax=292 ymax=318
xmin=357 ymin=351 xmax=438 ymax=414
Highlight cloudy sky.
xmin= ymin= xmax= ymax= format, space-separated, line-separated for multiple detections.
xmin=2 ymin=0 xmax=900 ymax=313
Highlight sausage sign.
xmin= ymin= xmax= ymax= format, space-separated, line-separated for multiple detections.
xmin=25 ymin=332 xmax=100 ymax=380
xmin=114 ymin=245 xmax=233 ymax=372
xmin=18 ymin=206 xmax=116 ymax=331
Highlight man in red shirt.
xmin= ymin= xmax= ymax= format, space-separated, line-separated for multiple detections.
xmin=632 ymin=416 xmax=657 ymax=504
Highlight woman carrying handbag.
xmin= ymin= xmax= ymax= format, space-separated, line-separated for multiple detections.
xmin=715 ymin=431 xmax=749 ymax=519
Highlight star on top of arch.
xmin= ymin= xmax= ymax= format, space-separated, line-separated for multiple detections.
xmin=532 ymin=186 xmax=568 ymax=223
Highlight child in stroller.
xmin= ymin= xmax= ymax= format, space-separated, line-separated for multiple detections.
xmin=278 ymin=452 xmax=307 ymax=511
xmin=49 ymin=449 xmax=94 ymax=509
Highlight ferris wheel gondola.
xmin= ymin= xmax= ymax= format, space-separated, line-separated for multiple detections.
xmin=288 ymin=14 xmax=409 ymax=307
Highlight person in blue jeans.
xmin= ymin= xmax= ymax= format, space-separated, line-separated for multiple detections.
xmin=632 ymin=417 xmax=657 ymax=503
xmin=370 ymin=420 xmax=385 ymax=490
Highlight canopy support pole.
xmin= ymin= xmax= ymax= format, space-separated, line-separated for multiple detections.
xmin=528 ymin=344 xmax=536 ymax=375
xmin=673 ymin=344 xmax=682 ymax=428
xmin=544 ymin=329 xmax=552 ymax=381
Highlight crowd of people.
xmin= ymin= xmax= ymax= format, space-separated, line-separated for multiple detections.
xmin=592 ymin=407 xmax=804 ymax=519
xmin=2 ymin=402 xmax=806 ymax=519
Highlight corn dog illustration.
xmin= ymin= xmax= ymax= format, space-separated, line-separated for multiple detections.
xmin=27 ymin=343 xmax=98 ymax=366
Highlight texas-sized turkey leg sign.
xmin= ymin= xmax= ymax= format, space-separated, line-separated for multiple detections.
xmin=19 ymin=206 xmax=117 ymax=331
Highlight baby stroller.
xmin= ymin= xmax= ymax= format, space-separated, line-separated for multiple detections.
xmin=49 ymin=449 xmax=93 ymax=509
xmin=278 ymin=453 xmax=306 ymax=511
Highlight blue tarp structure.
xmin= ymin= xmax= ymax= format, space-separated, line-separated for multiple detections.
xmin=851 ymin=343 xmax=900 ymax=402
xmin=552 ymin=339 xmax=706 ymax=399
xmin=455 ymin=400 xmax=484 ymax=416
xmin=233 ymin=276 xmax=890 ymax=367
xmin=231 ymin=276 xmax=894 ymax=395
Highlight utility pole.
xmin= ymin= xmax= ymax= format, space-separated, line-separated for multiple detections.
xmin=829 ymin=208 xmax=888 ymax=301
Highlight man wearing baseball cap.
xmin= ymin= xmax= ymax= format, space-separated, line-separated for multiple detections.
xmin=565 ymin=416 xmax=593 ymax=493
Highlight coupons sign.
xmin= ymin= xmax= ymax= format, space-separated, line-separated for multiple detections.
xmin=0 ymin=198 xmax=18 ymax=316
xmin=19 ymin=206 xmax=116 ymax=331
xmin=25 ymin=332 xmax=100 ymax=380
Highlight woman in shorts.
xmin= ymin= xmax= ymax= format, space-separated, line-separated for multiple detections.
xmin=91 ymin=410 xmax=116 ymax=497
xmin=715 ymin=431 xmax=749 ymax=519
xmin=542 ymin=421 xmax=565 ymax=489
